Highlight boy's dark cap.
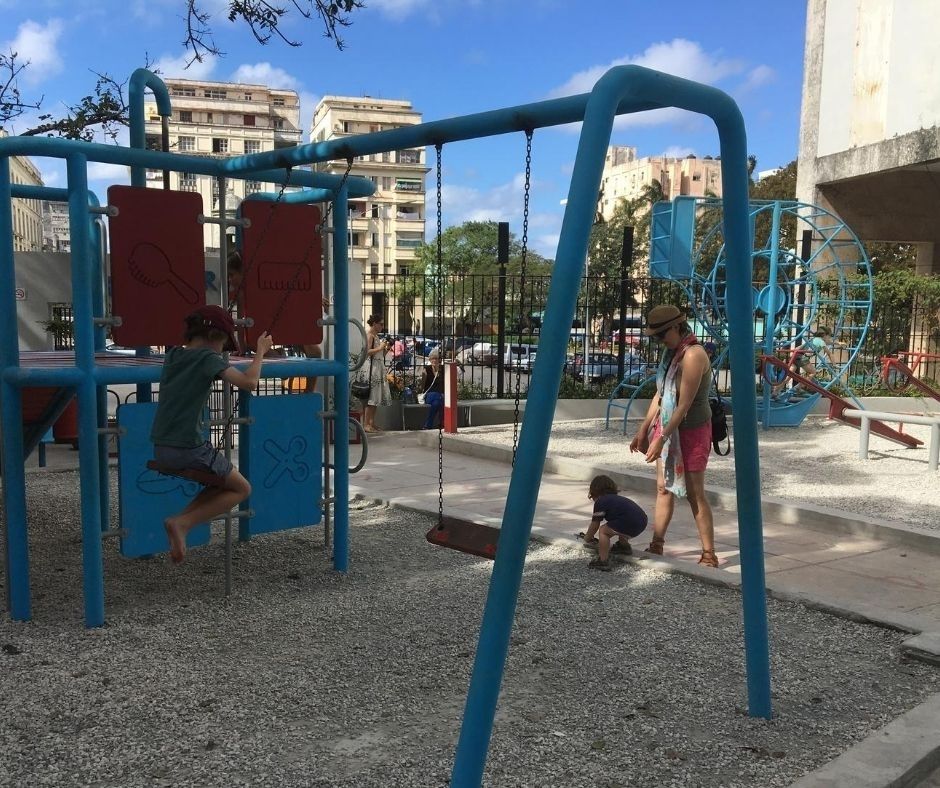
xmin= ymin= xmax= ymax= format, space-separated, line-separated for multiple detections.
xmin=192 ymin=304 xmax=238 ymax=352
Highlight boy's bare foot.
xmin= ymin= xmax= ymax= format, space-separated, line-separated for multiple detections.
xmin=164 ymin=518 xmax=186 ymax=564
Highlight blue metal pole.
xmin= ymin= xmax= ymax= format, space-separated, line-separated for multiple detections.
xmin=451 ymin=65 xmax=771 ymax=787
xmin=67 ymin=154 xmax=106 ymax=627
xmin=332 ymin=187 xmax=350 ymax=574
xmin=712 ymin=105 xmax=772 ymax=721
xmin=761 ymin=203 xmax=783 ymax=428
xmin=129 ymin=69 xmax=172 ymax=188
xmin=0 ymin=155 xmax=31 ymax=620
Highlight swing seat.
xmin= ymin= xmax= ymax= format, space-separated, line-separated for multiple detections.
xmin=145 ymin=460 xmax=226 ymax=488
xmin=426 ymin=516 xmax=500 ymax=560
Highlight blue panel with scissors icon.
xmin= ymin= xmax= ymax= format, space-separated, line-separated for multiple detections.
xmin=117 ymin=402 xmax=211 ymax=558
xmin=239 ymin=393 xmax=322 ymax=536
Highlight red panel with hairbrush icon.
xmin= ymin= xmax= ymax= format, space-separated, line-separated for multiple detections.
xmin=238 ymin=201 xmax=322 ymax=348
xmin=108 ymin=186 xmax=206 ymax=347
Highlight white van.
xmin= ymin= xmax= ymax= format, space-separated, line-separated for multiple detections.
xmin=503 ymin=343 xmax=538 ymax=372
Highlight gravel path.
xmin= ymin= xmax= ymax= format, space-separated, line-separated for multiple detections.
xmin=456 ymin=417 xmax=940 ymax=532
xmin=1 ymin=470 xmax=939 ymax=787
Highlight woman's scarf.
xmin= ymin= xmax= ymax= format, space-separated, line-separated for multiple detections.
xmin=655 ymin=334 xmax=698 ymax=497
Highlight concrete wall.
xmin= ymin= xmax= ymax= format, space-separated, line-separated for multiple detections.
xmin=797 ymin=0 xmax=940 ymax=255
xmin=14 ymin=252 xmax=73 ymax=351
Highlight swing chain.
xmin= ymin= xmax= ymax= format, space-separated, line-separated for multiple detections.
xmin=266 ymin=157 xmax=355 ymax=336
xmin=512 ymin=130 xmax=533 ymax=468
xmin=435 ymin=143 xmax=445 ymax=526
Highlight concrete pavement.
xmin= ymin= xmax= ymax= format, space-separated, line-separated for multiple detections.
xmin=349 ymin=429 xmax=940 ymax=640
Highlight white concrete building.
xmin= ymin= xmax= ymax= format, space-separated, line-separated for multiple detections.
xmin=143 ymin=78 xmax=302 ymax=255
xmin=0 ymin=130 xmax=44 ymax=252
xmin=42 ymin=201 xmax=71 ymax=253
xmin=597 ymin=145 xmax=723 ymax=221
xmin=797 ymin=0 xmax=940 ymax=275
xmin=311 ymin=96 xmax=426 ymax=329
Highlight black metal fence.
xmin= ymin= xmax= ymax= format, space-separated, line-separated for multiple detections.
xmin=363 ymin=271 xmax=940 ymax=398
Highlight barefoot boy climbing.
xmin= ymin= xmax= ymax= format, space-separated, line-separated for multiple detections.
xmin=150 ymin=305 xmax=272 ymax=563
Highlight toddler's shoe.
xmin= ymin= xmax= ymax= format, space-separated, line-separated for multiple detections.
xmin=588 ymin=558 xmax=611 ymax=572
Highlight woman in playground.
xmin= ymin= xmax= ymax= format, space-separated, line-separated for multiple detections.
xmin=150 ymin=305 xmax=273 ymax=563
xmin=421 ymin=349 xmax=445 ymax=429
xmin=579 ymin=475 xmax=648 ymax=572
xmin=354 ymin=314 xmax=391 ymax=433
xmin=629 ymin=305 xmax=719 ymax=567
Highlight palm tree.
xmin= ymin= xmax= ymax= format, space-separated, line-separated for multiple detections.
xmin=640 ymin=178 xmax=665 ymax=205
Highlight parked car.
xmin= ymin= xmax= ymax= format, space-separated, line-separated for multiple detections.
xmin=504 ymin=343 xmax=538 ymax=372
xmin=464 ymin=341 xmax=497 ymax=365
xmin=565 ymin=352 xmax=651 ymax=383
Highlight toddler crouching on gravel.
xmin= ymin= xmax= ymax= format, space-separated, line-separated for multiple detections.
xmin=579 ymin=475 xmax=648 ymax=572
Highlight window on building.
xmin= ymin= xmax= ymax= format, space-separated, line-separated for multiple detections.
xmin=398 ymin=266 xmax=410 ymax=278
xmin=173 ymin=88 xmax=196 ymax=97
xmin=179 ymin=110 xmax=193 ymax=123
xmin=273 ymin=97 xmax=285 ymax=106
xmin=371 ymin=204 xmax=380 ymax=219
xmin=371 ymin=232 xmax=379 ymax=248
xmin=246 ymin=180 xmax=262 ymax=194
xmin=273 ymin=118 xmax=285 ymax=130
xmin=244 ymin=140 xmax=261 ymax=155
xmin=204 ymin=89 xmax=227 ymax=99
xmin=145 ymin=134 xmax=161 ymax=152
xmin=395 ymin=179 xmax=422 ymax=193
xmin=178 ymin=136 xmax=196 ymax=152
xmin=244 ymin=93 xmax=253 ymax=101
xmin=244 ymin=115 xmax=256 ymax=127
xmin=343 ymin=121 xmax=352 ymax=133
xmin=179 ymin=173 xmax=197 ymax=192
xmin=398 ymin=149 xmax=421 ymax=165
xmin=212 ymin=138 xmax=228 ymax=153
xmin=692 ymin=174 xmax=701 ymax=181
xmin=206 ymin=112 xmax=214 ymax=123
xmin=382 ymin=176 xmax=392 ymax=190
xmin=351 ymin=232 xmax=362 ymax=246
xmin=370 ymin=264 xmax=378 ymax=278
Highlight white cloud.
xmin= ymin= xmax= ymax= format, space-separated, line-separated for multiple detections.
xmin=661 ymin=145 xmax=695 ymax=159
xmin=369 ymin=0 xmax=431 ymax=20
xmin=230 ymin=62 xmax=299 ymax=90
xmin=153 ymin=52 xmax=217 ymax=80
xmin=87 ymin=162 xmax=128 ymax=181
xmin=548 ymin=39 xmax=747 ymax=131
xmin=4 ymin=19 xmax=65 ymax=86
xmin=738 ymin=64 xmax=775 ymax=94
xmin=430 ymin=173 xmax=561 ymax=258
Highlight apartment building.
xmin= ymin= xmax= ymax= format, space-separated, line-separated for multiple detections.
xmin=0 ymin=130 xmax=44 ymax=251
xmin=597 ymin=145 xmax=723 ymax=221
xmin=143 ymin=78 xmax=303 ymax=254
xmin=42 ymin=201 xmax=71 ymax=253
xmin=311 ymin=96 xmax=427 ymax=329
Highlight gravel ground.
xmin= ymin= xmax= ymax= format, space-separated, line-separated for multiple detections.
xmin=456 ymin=417 xmax=940 ymax=532
xmin=2 ymin=470 xmax=939 ymax=787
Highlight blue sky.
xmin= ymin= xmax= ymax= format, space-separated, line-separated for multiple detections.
xmin=2 ymin=0 xmax=807 ymax=257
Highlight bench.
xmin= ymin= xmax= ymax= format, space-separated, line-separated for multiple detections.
xmin=402 ymin=402 xmax=471 ymax=431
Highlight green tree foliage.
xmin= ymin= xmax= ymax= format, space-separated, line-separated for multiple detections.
xmin=1 ymin=1 xmax=363 ymax=139
xmin=409 ymin=220 xmax=553 ymax=334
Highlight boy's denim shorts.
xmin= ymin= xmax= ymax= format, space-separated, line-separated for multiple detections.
xmin=154 ymin=441 xmax=233 ymax=479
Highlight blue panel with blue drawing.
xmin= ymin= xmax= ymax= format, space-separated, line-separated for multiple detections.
xmin=117 ymin=402 xmax=211 ymax=558
xmin=239 ymin=393 xmax=322 ymax=536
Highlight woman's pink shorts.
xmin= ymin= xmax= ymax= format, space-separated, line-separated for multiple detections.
xmin=653 ymin=421 xmax=712 ymax=473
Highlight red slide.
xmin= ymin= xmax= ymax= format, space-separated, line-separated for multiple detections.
xmin=762 ymin=356 xmax=923 ymax=448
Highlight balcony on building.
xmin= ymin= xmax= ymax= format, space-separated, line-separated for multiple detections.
xmin=396 ymin=149 xmax=423 ymax=165
xmin=395 ymin=178 xmax=423 ymax=193
xmin=396 ymin=204 xmax=422 ymax=222
xmin=396 ymin=232 xmax=423 ymax=249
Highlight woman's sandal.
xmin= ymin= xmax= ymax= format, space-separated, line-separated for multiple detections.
xmin=646 ymin=536 xmax=665 ymax=555
xmin=698 ymin=549 xmax=719 ymax=568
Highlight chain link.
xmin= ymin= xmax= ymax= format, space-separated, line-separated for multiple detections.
xmin=512 ymin=130 xmax=533 ymax=468
xmin=436 ymin=143 xmax=445 ymax=525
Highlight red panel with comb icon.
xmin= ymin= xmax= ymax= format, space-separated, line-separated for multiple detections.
xmin=238 ymin=201 xmax=323 ymax=347
xmin=108 ymin=186 xmax=206 ymax=347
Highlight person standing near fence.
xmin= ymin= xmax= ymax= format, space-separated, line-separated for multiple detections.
xmin=629 ymin=305 xmax=718 ymax=568
xmin=354 ymin=315 xmax=391 ymax=433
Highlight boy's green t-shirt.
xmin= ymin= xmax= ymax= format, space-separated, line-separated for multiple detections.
xmin=150 ymin=346 xmax=229 ymax=448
